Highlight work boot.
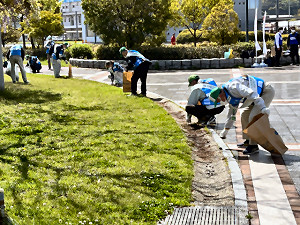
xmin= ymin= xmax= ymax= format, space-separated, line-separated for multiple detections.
xmin=237 ymin=140 xmax=249 ymax=148
xmin=243 ymin=145 xmax=259 ymax=155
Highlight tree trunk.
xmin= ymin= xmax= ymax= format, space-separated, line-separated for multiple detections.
xmin=31 ymin=37 xmax=35 ymax=49
xmin=22 ymin=34 xmax=26 ymax=49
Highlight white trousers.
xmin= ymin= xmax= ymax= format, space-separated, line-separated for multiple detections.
xmin=241 ymin=83 xmax=275 ymax=145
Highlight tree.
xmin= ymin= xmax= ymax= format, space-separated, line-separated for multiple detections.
xmin=20 ymin=10 xmax=64 ymax=47
xmin=202 ymin=0 xmax=240 ymax=45
xmin=81 ymin=0 xmax=173 ymax=48
xmin=170 ymin=0 xmax=220 ymax=46
xmin=1 ymin=26 xmax=21 ymax=47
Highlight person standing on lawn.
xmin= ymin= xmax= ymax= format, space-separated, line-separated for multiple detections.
xmin=6 ymin=44 xmax=29 ymax=84
xmin=185 ymin=75 xmax=225 ymax=125
xmin=119 ymin=47 xmax=151 ymax=96
xmin=50 ymin=42 xmax=69 ymax=78
xmin=44 ymin=36 xmax=55 ymax=70
xmin=209 ymin=74 xmax=275 ymax=155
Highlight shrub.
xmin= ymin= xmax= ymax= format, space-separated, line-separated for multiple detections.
xmin=176 ymin=29 xmax=208 ymax=44
xmin=67 ymin=44 xmax=93 ymax=59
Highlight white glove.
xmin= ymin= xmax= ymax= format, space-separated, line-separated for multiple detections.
xmin=220 ymin=129 xmax=229 ymax=139
xmin=261 ymin=107 xmax=270 ymax=115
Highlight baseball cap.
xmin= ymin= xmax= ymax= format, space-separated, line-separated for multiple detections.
xmin=209 ymin=87 xmax=221 ymax=107
xmin=119 ymin=47 xmax=127 ymax=56
xmin=188 ymin=75 xmax=200 ymax=86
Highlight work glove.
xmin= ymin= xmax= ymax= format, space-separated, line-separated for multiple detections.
xmin=261 ymin=107 xmax=270 ymax=116
xmin=220 ymin=128 xmax=229 ymax=139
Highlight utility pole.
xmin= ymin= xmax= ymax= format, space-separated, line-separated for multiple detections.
xmin=75 ymin=11 xmax=79 ymax=41
xmin=246 ymin=0 xmax=249 ymax=42
xmin=276 ymin=0 xmax=279 ymax=31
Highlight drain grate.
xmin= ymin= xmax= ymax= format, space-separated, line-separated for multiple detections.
xmin=158 ymin=206 xmax=248 ymax=225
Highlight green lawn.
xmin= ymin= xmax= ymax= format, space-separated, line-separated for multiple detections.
xmin=0 ymin=74 xmax=193 ymax=225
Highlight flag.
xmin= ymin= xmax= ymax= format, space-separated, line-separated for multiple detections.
xmin=254 ymin=8 xmax=261 ymax=51
xmin=262 ymin=11 xmax=267 ymax=56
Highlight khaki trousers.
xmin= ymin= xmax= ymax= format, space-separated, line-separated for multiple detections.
xmin=241 ymin=83 xmax=275 ymax=145
xmin=9 ymin=55 xmax=28 ymax=83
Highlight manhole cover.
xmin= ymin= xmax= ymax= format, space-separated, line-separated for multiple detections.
xmin=158 ymin=206 xmax=248 ymax=225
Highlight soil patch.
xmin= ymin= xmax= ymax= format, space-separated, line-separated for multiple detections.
xmin=157 ymin=99 xmax=235 ymax=206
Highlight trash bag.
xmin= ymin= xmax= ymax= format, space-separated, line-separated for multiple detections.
xmin=243 ymin=113 xmax=288 ymax=155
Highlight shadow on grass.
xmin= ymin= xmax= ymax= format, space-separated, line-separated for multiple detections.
xmin=0 ymin=85 xmax=62 ymax=104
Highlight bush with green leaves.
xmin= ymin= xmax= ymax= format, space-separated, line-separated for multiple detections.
xmin=176 ymin=29 xmax=208 ymax=44
xmin=67 ymin=44 xmax=94 ymax=59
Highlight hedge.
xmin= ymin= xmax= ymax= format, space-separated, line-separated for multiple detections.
xmin=95 ymin=41 xmax=281 ymax=60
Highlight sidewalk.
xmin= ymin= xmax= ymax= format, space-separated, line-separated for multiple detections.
xmin=43 ymin=66 xmax=300 ymax=225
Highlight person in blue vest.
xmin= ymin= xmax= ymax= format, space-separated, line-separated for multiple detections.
xmin=274 ymin=27 xmax=283 ymax=67
xmin=287 ymin=26 xmax=300 ymax=65
xmin=50 ymin=42 xmax=68 ymax=78
xmin=185 ymin=75 xmax=225 ymax=126
xmin=209 ymin=75 xmax=275 ymax=155
xmin=6 ymin=44 xmax=29 ymax=84
xmin=119 ymin=47 xmax=151 ymax=96
xmin=25 ymin=55 xmax=42 ymax=73
xmin=44 ymin=36 xmax=55 ymax=70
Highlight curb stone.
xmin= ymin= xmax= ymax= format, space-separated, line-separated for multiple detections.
xmin=145 ymin=92 xmax=249 ymax=224
xmin=70 ymin=56 xmax=292 ymax=70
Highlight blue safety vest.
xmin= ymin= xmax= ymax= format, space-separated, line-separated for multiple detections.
xmin=112 ymin=62 xmax=124 ymax=73
xmin=222 ymin=75 xmax=265 ymax=107
xmin=10 ymin=45 xmax=22 ymax=56
xmin=126 ymin=50 xmax=148 ymax=70
xmin=289 ymin=32 xmax=299 ymax=45
xmin=192 ymin=78 xmax=219 ymax=106
xmin=52 ymin=45 xmax=64 ymax=60
xmin=46 ymin=41 xmax=55 ymax=54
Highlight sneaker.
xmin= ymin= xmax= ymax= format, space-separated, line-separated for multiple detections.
xmin=237 ymin=140 xmax=249 ymax=148
xmin=24 ymin=81 xmax=30 ymax=84
xmin=243 ymin=145 xmax=259 ymax=155
xmin=206 ymin=116 xmax=216 ymax=126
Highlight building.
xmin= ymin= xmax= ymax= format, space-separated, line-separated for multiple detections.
xmin=234 ymin=0 xmax=262 ymax=31
xmin=61 ymin=0 xmax=102 ymax=43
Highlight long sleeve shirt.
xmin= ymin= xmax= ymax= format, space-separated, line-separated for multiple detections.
xmin=223 ymin=77 xmax=266 ymax=129
xmin=275 ymin=32 xmax=282 ymax=48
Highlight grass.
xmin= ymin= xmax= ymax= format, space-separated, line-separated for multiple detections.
xmin=0 ymin=74 xmax=193 ymax=225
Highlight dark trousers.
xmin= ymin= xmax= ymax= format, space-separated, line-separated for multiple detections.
xmin=275 ymin=46 xmax=282 ymax=66
xmin=47 ymin=53 xmax=52 ymax=69
xmin=185 ymin=105 xmax=225 ymax=121
xmin=290 ymin=45 xmax=299 ymax=64
xmin=131 ymin=62 xmax=151 ymax=95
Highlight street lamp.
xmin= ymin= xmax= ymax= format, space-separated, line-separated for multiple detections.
xmin=246 ymin=0 xmax=249 ymax=42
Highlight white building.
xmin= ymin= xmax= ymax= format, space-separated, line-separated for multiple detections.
xmin=61 ymin=0 xmax=102 ymax=43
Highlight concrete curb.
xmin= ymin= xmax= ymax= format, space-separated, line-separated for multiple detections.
xmin=70 ymin=56 xmax=293 ymax=70
xmin=146 ymin=92 xmax=248 ymax=221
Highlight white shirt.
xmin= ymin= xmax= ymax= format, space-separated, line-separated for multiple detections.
xmin=275 ymin=32 xmax=282 ymax=48
xmin=223 ymin=77 xmax=266 ymax=129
